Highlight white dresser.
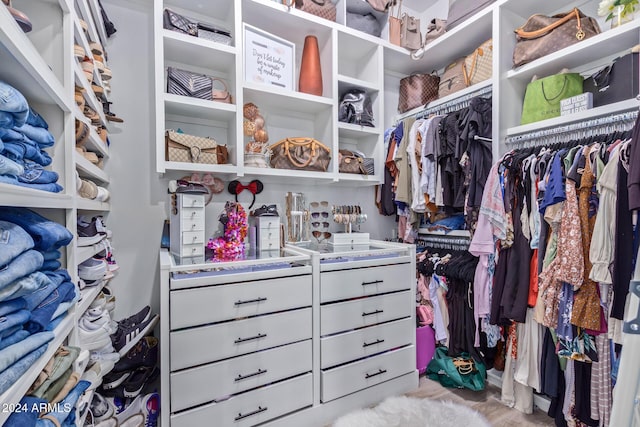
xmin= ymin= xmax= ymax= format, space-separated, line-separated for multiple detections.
xmin=169 ymin=193 xmax=206 ymax=262
xmin=159 ymin=240 xmax=417 ymax=427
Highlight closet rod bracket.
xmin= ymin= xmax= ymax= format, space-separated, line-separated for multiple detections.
xmin=623 ymin=280 xmax=640 ymax=334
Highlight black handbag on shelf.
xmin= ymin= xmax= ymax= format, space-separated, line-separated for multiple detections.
xmin=584 ymin=52 xmax=639 ymax=108
xmin=163 ymin=8 xmax=232 ymax=45
xmin=338 ymin=89 xmax=375 ymax=127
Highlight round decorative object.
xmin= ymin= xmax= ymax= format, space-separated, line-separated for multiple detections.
xmin=254 ymin=115 xmax=265 ymax=129
xmin=243 ymin=119 xmax=256 ymax=136
xmin=246 ymin=140 xmax=264 ymax=153
xmin=254 ymin=129 xmax=269 ymax=143
xmin=243 ymin=102 xmax=259 ymax=120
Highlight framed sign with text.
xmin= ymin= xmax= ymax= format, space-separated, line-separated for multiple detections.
xmin=244 ymin=24 xmax=295 ymax=91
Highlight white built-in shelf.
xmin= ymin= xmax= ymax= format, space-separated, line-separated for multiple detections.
xmin=74 ymin=107 xmax=110 ymax=158
xmin=74 ymin=61 xmax=110 ymax=128
xmin=76 ymin=0 xmax=104 ymax=51
xmin=77 ymin=389 xmax=96 ymax=427
xmin=417 ymin=229 xmax=471 ymax=237
xmin=244 ymin=82 xmax=334 ymax=114
xmin=500 ymin=0 xmax=587 ymax=20
xmin=76 ymin=197 xmax=111 ymax=211
xmin=77 ymin=278 xmax=107 ymax=315
xmin=337 ymin=75 xmax=379 ymax=92
xmin=0 ymin=7 xmax=69 ymax=110
xmin=87 ymin=0 xmax=108 ymax=45
xmin=76 ymin=152 xmax=110 ymax=183
xmin=383 ymin=3 xmax=494 ymax=75
xmin=163 ymin=30 xmax=236 ymax=72
xmin=163 ymin=161 xmax=239 ymax=175
xmin=243 ymin=166 xmax=336 ymax=181
xmin=0 ymin=313 xmax=74 ymax=426
xmin=338 ymin=122 xmax=380 ymax=139
xmin=0 ymin=183 xmax=72 ymax=209
xmin=164 ymin=93 xmax=237 ymax=122
xmin=77 ymin=239 xmax=107 ymax=264
xmin=507 ymin=98 xmax=639 ymax=137
xmin=336 ymin=173 xmax=382 ymax=184
xmin=73 ymin=11 xmax=93 ymax=62
xmin=507 ymin=19 xmax=640 ymax=81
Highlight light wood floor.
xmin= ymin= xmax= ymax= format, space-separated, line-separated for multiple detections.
xmin=406 ymin=376 xmax=555 ymax=426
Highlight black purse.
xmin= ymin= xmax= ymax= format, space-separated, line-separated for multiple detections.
xmin=338 ymin=89 xmax=374 ymax=127
xmin=163 ymin=8 xmax=197 ymax=36
xmin=584 ymin=52 xmax=639 ymax=108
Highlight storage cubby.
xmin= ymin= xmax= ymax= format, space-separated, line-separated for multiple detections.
xmin=337 ymin=31 xmax=380 ymax=86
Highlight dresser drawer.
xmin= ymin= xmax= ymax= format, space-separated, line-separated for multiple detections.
xmin=180 ymin=207 xmax=204 ymax=221
xmin=255 ymin=217 xmax=280 ymax=230
xmin=321 ymin=346 xmax=414 ymax=402
xmin=181 ymin=219 xmax=204 ymax=232
xmin=258 ymin=236 xmax=280 ymax=251
xmin=171 ymin=275 xmax=312 ymax=329
xmin=181 ymin=231 xmax=205 ymax=245
xmin=321 ymin=317 xmax=414 ymax=368
xmin=170 ymin=308 xmax=312 ymax=370
xmin=181 ymin=194 xmax=205 ymax=208
xmin=171 ymin=374 xmax=312 ymax=427
xmin=171 ymin=340 xmax=311 ymax=412
xmin=320 ymin=291 xmax=411 ymax=336
xmin=321 ymin=263 xmax=410 ymax=303
xmin=176 ymin=243 xmax=204 ymax=257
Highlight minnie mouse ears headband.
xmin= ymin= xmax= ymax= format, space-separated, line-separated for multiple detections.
xmin=228 ymin=179 xmax=263 ymax=209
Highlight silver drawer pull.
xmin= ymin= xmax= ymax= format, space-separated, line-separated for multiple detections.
xmin=362 ymin=309 xmax=383 ymax=317
xmin=362 ymin=280 xmax=383 ymax=286
xmin=363 ymin=339 xmax=385 ymax=348
xmin=192 ymin=236 xmax=197 ymax=242
xmin=235 ymin=406 xmax=268 ymax=421
xmin=235 ymin=368 xmax=268 ymax=382
xmin=234 ymin=297 xmax=267 ymax=306
xmin=234 ymin=333 xmax=267 ymax=344
xmin=365 ymin=369 xmax=387 ymax=379
xmin=191 ymin=211 xmax=196 ymax=218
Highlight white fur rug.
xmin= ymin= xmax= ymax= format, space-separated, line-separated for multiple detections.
xmin=332 ymin=396 xmax=492 ymax=427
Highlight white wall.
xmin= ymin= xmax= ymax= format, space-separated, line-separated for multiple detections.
xmin=103 ymin=0 xmax=396 ymax=318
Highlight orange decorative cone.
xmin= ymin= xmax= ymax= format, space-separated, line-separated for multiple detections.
xmin=299 ymin=35 xmax=323 ymax=96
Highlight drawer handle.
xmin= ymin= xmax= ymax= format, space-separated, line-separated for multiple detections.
xmin=192 ymin=236 xmax=197 ymax=242
xmin=363 ymin=339 xmax=385 ymax=348
xmin=234 ymin=406 xmax=268 ymax=421
xmin=234 ymin=297 xmax=267 ymax=306
xmin=362 ymin=280 xmax=383 ymax=286
xmin=362 ymin=309 xmax=384 ymax=317
xmin=365 ymin=369 xmax=387 ymax=379
xmin=191 ymin=211 xmax=196 ymax=218
xmin=235 ymin=368 xmax=268 ymax=382
xmin=234 ymin=333 xmax=267 ymax=344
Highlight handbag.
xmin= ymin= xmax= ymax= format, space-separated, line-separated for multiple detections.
xmin=388 ymin=0 xmax=401 ymax=46
xmin=401 ymin=12 xmax=422 ymax=50
xmin=398 ymin=72 xmax=440 ymax=113
xmin=584 ymin=52 xmax=639 ymax=108
xmin=521 ymin=72 xmax=583 ymax=125
xmin=426 ymin=346 xmax=486 ymax=391
xmin=339 ymin=89 xmax=374 ymax=127
xmin=270 ymin=137 xmax=331 ymax=172
xmin=339 ymin=149 xmax=367 ymax=174
xmin=464 ymin=39 xmax=493 ymax=86
xmin=438 ymin=57 xmax=468 ymax=98
xmin=446 ymin=0 xmax=495 ymax=30
xmin=294 ymin=0 xmax=336 ymax=21
xmin=167 ymin=67 xmax=232 ymax=103
xmin=165 ymin=130 xmax=228 ymax=164
xmin=163 ymin=8 xmax=196 ymax=36
xmin=424 ymin=18 xmax=446 ymax=45
xmin=196 ymin=23 xmax=232 ymax=45
xmin=513 ymin=8 xmax=600 ymax=68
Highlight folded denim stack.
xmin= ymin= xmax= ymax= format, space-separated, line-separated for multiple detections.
xmin=0 ymin=81 xmax=63 ymax=193
xmin=0 ymin=207 xmax=77 ymax=396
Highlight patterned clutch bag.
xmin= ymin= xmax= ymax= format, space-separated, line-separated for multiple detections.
xmin=165 ymin=130 xmax=227 ymax=164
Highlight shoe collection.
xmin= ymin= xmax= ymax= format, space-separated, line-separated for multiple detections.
xmin=76 ymin=170 xmax=110 ymax=202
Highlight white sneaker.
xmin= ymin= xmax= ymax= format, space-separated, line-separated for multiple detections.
xmin=115 ymin=393 xmax=159 ymax=427
xmin=91 ymin=393 xmax=115 ymax=423
xmin=95 ymin=418 xmax=117 ymax=427
xmin=79 ymin=258 xmax=108 ymax=281
xmin=78 ymin=321 xmax=111 ymax=350
xmin=75 ymin=349 xmax=91 ymax=374
xmin=120 ymin=414 xmax=144 ymax=427
xmin=96 ymin=186 xmax=110 ymax=202
xmin=90 ymin=292 xmax=107 ymax=310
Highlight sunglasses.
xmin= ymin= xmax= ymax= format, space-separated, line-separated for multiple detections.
xmin=312 ymin=231 xmax=332 ymax=242
xmin=311 ymin=212 xmax=329 ymax=219
xmin=310 ymin=201 xmax=329 ymax=208
xmin=312 ymin=222 xmax=330 ymax=228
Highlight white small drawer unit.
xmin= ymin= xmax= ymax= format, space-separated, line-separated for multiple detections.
xmin=170 ymin=193 xmax=205 ymax=260
xmin=253 ymin=216 xmax=280 ymax=251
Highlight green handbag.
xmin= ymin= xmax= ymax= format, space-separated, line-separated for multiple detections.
xmin=426 ymin=346 xmax=486 ymax=391
xmin=520 ymin=73 xmax=583 ymax=125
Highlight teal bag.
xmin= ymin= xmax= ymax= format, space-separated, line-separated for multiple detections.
xmin=426 ymin=346 xmax=486 ymax=391
xmin=520 ymin=72 xmax=583 ymax=125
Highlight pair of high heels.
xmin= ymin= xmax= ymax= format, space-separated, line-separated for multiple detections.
xmin=2 ymin=0 xmax=32 ymax=33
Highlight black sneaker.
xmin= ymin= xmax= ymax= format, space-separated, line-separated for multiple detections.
xmin=111 ymin=314 xmax=159 ymax=357
xmin=113 ymin=336 xmax=158 ymax=373
xmin=102 ymin=370 xmax=131 ymax=390
xmin=123 ymin=366 xmax=159 ymax=398
xmin=118 ymin=306 xmax=151 ymax=328
xmin=77 ymin=218 xmax=105 ymax=247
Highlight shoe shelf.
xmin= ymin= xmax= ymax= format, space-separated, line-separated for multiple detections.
xmin=75 ymin=151 xmax=110 ymax=183
xmin=74 ymin=107 xmax=110 ymax=158
xmin=73 ymin=10 xmax=93 ymax=63
xmin=0 ymin=313 xmax=75 ymax=426
xmin=0 ymin=183 xmax=72 ymax=209
xmin=163 ymin=30 xmax=237 ymax=72
xmin=75 ymin=0 xmax=102 ymax=53
xmin=0 ymin=7 xmax=70 ymax=111
xmin=506 ymin=19 xmax=640 ymax=82
xmin=164 ymin=93 xmax=237 ymax=121
xmin=77 ymin=279 xmax=108 ymax=318
xmin=86 ymin=0 xmax=108 ymax=45
xmin=77 ymin=238 xmax=107 ymax=264
xmin=73 ymin=61 xmax=109 ymax=128
xmin=76 ymin=197 xmax=111 ymax=211
xmin=76 ymin=389 xmax=95 ymax=427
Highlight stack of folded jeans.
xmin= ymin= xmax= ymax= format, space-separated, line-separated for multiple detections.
xmin=0 ymin=80 xmax=63 ymax=193
xmin=0 ymin=207 xmax=77 ymax=396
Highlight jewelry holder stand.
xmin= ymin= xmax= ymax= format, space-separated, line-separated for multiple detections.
xmin=285 ymin=192 xmax=309 ymax=243
xmin=329 ymin=205 xmax=369 ymax=245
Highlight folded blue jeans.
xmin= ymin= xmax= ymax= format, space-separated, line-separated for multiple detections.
xmin=0 ymin=298 xmax=27 ymax=317
xmin=26 ymin=108 xmax=48 ymax=129
xmin=0 ymin=331 xmax=54 ymax=373
xmin=1 ymin=141 xmax=52 ymax=167
xmin=0 ymin=153 xmax=24 ymax=177
xmin=0 ymin=309 xmax=30 ymax=339
xmin=41 ymin=259 xmax=61 ymax=271
xmin=4 ymin=396 xmax=46 ymax=427
xmin=0 ymin=80 xmax=29 ymax=128
xmin=0 ymin=249 xmax=44 ymax=290
xmin=0 ymin=343 xmax=48 ymax=395
xmin=0 ymin=175 xmax=62 ymax=193
xmin=50 ymin=285 xmax=78 ymax=320
xmin=40 ymin=250 xmax=61 ymax=262
xmin=36 ymin=380 xmax=90 ymax=427
xmin=0 ymin=208 xmax=73 ymax=251
xmin=18 ymin=161 xmax=58 ymax=184
xmin=0 ymin=271 xmax=52 ymax=303
xmin=19 ymin=272 xmax=55 ymax=311
xmin=26 ymin=281 xmax=76 ymax=333
xmin=0 ymin=220 xmax=34 ymax=267
xmin=0 ymin=329 xmax=29 ymax=351
xmin=12 ymin=124 xmax=54 ymax=147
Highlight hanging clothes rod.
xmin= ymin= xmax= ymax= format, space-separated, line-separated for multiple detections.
xmin=416 ymin=235 xmax=471 ymax=248
xmin=505 ymin=110 xmax=639 ymax=146
xmin=416 ymin=84 xmax=493 ymax=119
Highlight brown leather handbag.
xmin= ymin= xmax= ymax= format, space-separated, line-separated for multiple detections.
xmin=513 ymin=8 xmax=600 ymax=68
xmin=398 ymin=73 xmax=440 ymax=113
xmin=438 ymin=57 xmax=468 ymax=98
xmin=295 ymin=0 xmax=336 ymax=21
xmin=338 ymin=149 xmax=367 ymax=175
xmin=270 ymin=137 xmax=331 ymax=172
